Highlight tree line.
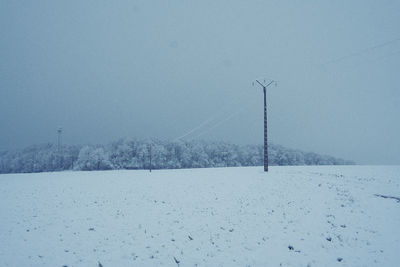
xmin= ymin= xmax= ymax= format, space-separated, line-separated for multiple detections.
xmin=0 ymin=138 xmax=354 ymax=174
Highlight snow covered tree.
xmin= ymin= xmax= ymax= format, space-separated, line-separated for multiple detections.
xmin=0 ymin=138 xmax=354 ymax=174
xmin=74 ymin=146 xmax=112 ymax=171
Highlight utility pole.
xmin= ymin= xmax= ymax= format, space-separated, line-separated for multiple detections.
xmin=57 ymin=127 xmax=63 ymax=169
xmin=254 ymin=79 xmax=276 ymax=172
xmin=57 ymin=127 xmax=62 ymax=153
xmin=148 ymin=144 xmax=152 ymax=172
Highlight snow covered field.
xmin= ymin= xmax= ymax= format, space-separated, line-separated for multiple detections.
xmin=0 ymin=166 xmax=399 ymax=267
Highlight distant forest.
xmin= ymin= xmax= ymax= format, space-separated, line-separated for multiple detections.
xmin=0 ymin=138 xmax=354 ymax=174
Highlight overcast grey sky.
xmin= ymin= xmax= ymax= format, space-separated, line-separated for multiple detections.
xmin=1 ymin=0 xmax=399 ymax=164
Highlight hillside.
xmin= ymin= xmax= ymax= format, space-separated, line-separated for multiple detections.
xmin=0 ymin=165 xmax=399 ymax=266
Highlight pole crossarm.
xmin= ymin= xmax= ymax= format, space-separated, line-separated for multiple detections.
xmin=255 ymin=79 xmax=275 ymax=88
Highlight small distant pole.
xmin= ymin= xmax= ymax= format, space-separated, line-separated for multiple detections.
xmin=254 ymin=79 xmax=277 ymax=172
xmin=57 ymin=127 xmax=62 ymax=153
xmin=57 ymin=127 xmax=63 ymax=169
xmin=148 ymin=144 xmax=152 ymax=172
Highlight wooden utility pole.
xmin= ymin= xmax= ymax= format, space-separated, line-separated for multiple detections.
xmin=148 ymin=144 xmax=152 ymax=172
xmin=57 ymin=127 xmax=62 ymax=169
xmin=255 ymin=79 xmax=276 ymax=172
xmin=57 ymin=127 xmax=62 ymax=153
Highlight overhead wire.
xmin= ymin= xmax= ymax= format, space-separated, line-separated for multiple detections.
xmin=175 ymin=37 xmax=400 ymax=143
xmin=173 ymin=86 xmax=253 ymax=141
xmin=320 ymin=37 xmax=400 ymax=67
xmin=191 ymin=107 xmax=247 ymax=139
xmin=173 ymin=116 xmax=216 ymax=141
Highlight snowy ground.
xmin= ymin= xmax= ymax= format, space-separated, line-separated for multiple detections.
xmin=0 ymin=166 xmax=399 ymax=267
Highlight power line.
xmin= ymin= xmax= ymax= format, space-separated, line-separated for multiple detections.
xmin=174 ymin=117 xmax=217 ymax=141
xmin=174 ymin=88 xmax=252 ymax=141
xmin=191 ymin=108 xmax=246 ymax=139
xmin=321 ymin=37 xmax=400 ymax=66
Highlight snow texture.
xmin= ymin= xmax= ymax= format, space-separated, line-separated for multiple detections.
xmin=0 ymin=165 xmax=399 ymax=266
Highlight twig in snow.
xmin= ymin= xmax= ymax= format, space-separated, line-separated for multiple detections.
xmin=173 ymin=256 xmax=180 ymax=266
xmin=374 ymin=194 xmax=400 ymax=203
